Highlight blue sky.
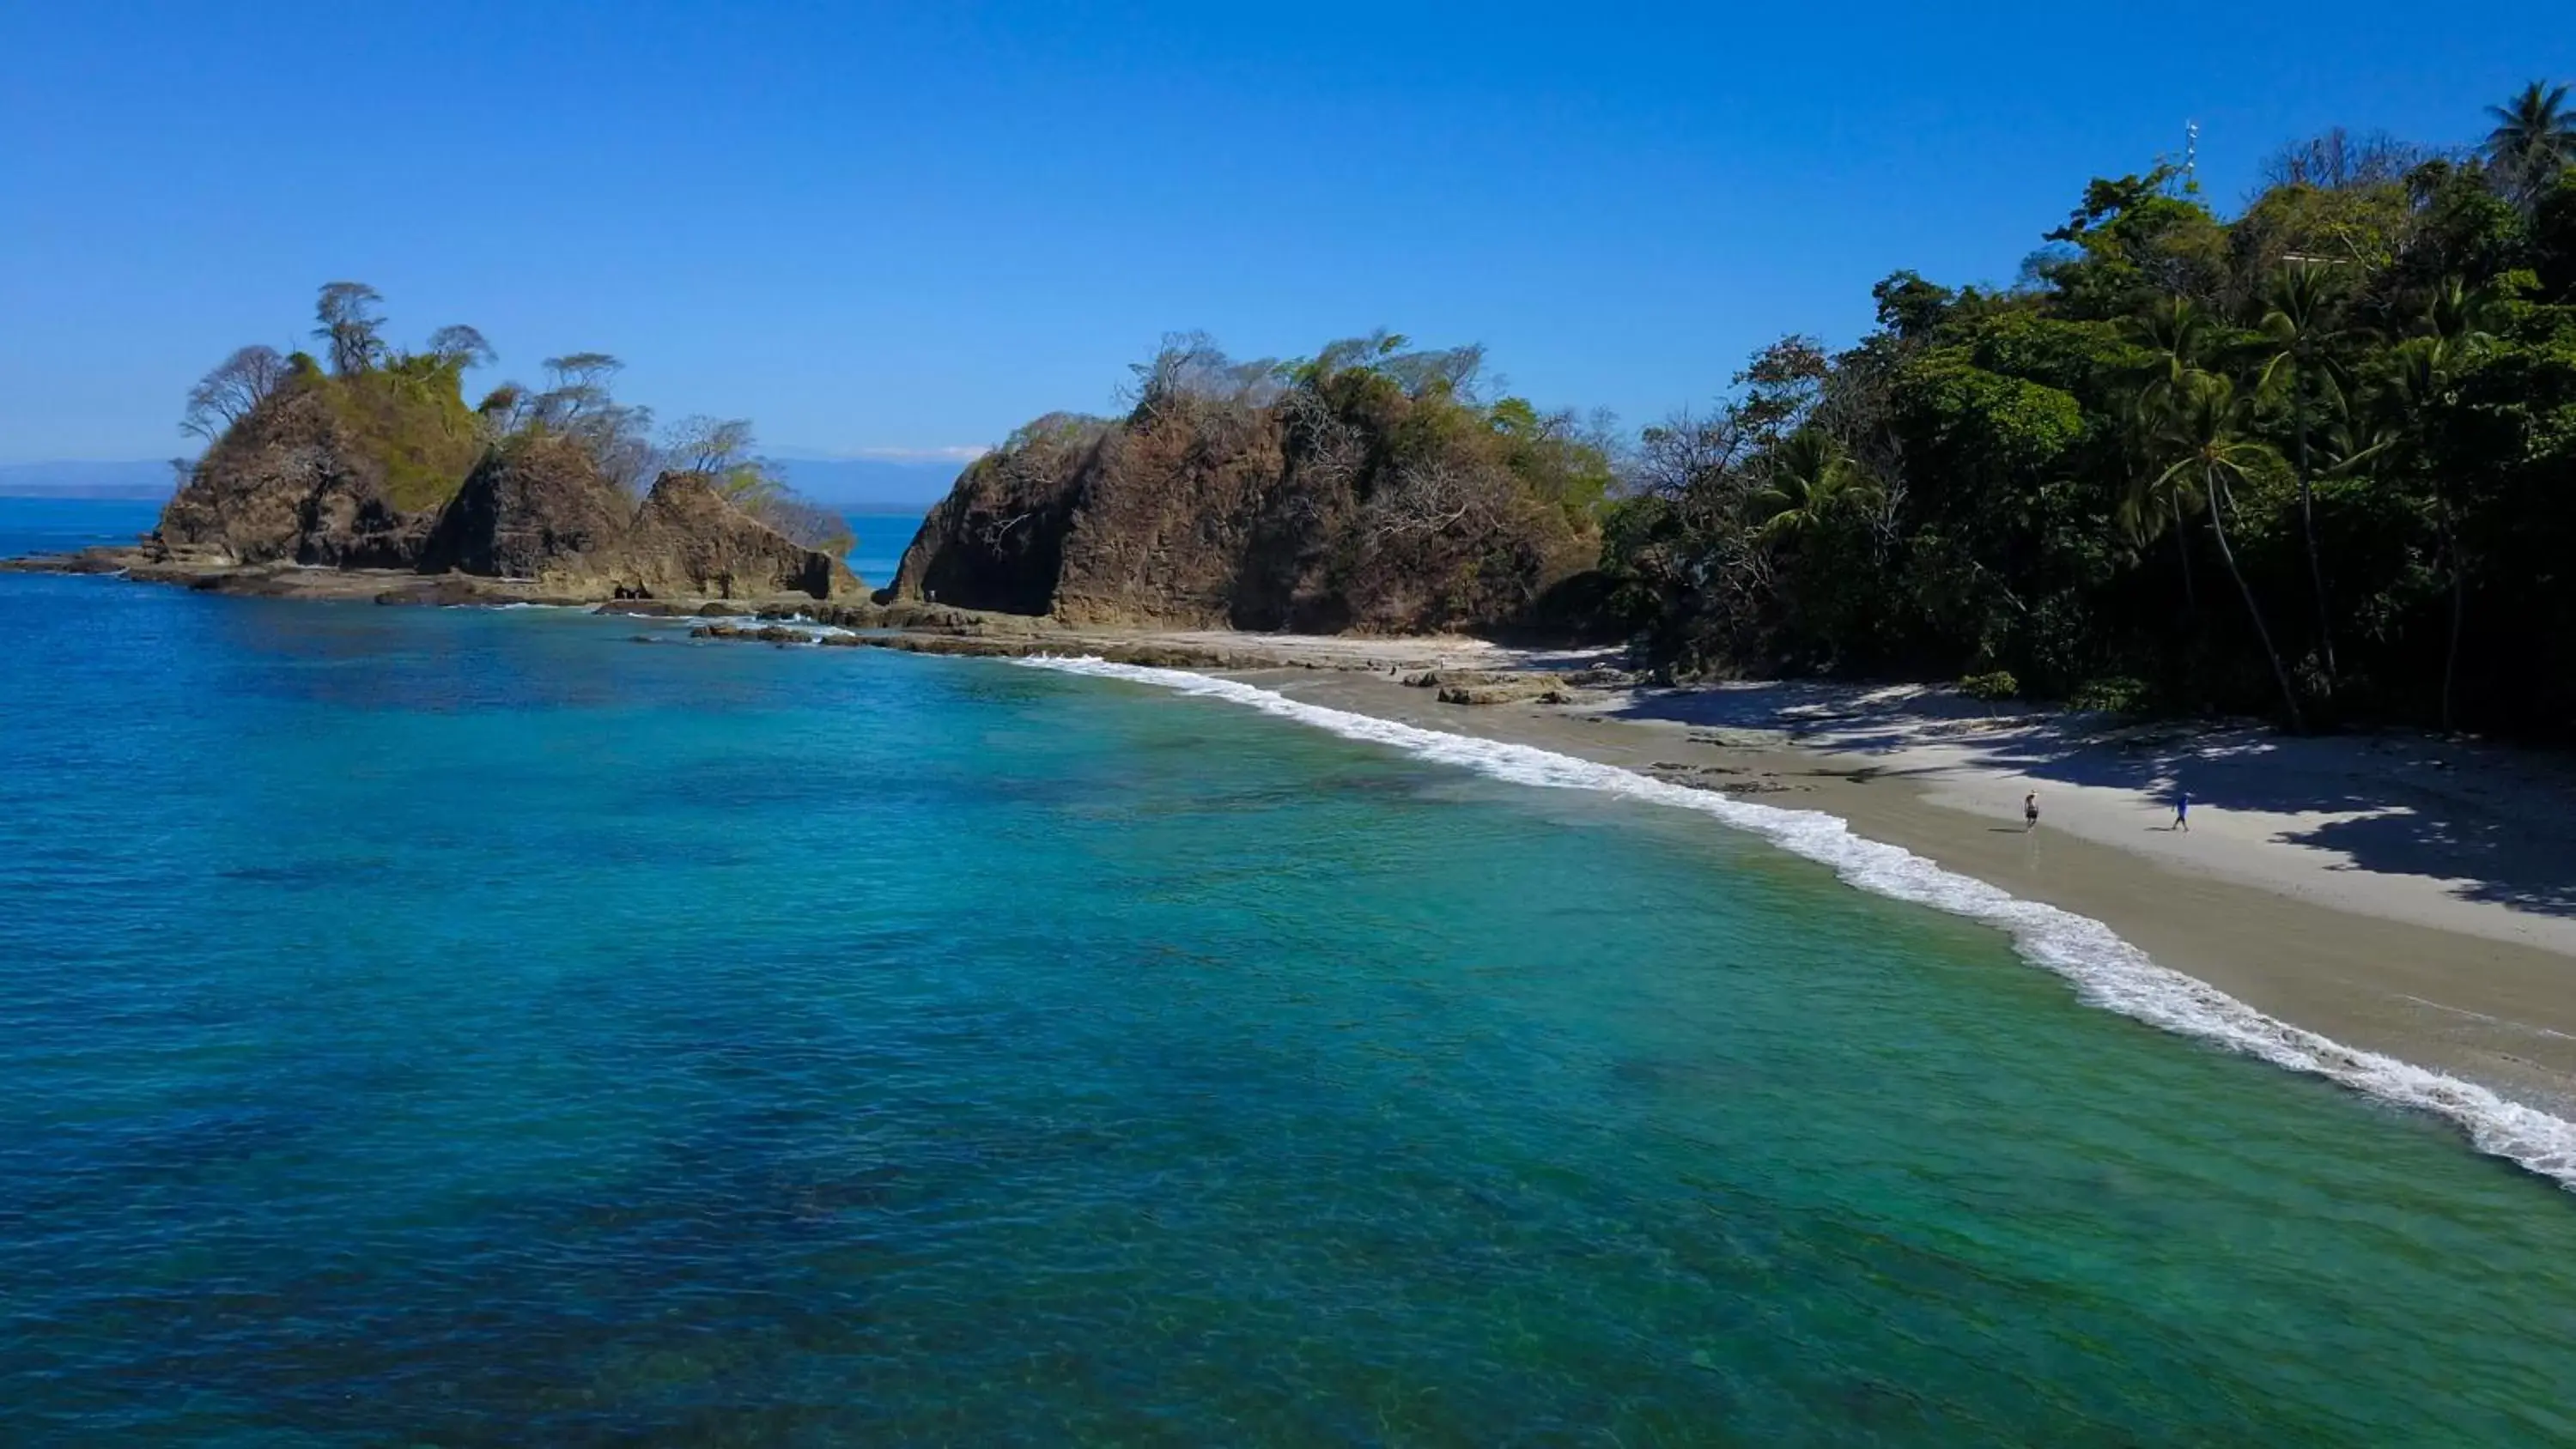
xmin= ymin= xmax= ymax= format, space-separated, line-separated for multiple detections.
xmin=2 ymin=3 xmax=2567 ymax=463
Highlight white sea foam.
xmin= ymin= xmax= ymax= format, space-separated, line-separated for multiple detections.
xmin=1015 ymin=654 xmax=2576 ymax=1193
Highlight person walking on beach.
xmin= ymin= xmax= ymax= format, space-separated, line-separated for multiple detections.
xmin=2172 ymin=786 xmax=2190 ymax=834
xmin=2023 ymin=791 xmax=2039 ymax=831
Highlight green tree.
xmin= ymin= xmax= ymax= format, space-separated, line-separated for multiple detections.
xmin=1750 ymin=429 xmax=1877 ymax=541
xmin=2154 ymin=372 xmax=2305 ymax=730
xmin=2484 ymin=81 xmax=2574 ymax=209
xmin=2255 ymin=260 xmax=2351 ymax=682
xmin=2113 ymin=393 xmax=2202 ymax=618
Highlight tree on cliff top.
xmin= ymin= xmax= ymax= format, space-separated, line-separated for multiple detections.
xmin=180 ymin=345 xmax=289 ymax=442
xmin=179 ymin=287 xmax=836 ymax=545
xmin=314 ymin=282 xmax=388 ymax=375
xmin=659 ymin=414 xmax=853 ymax=555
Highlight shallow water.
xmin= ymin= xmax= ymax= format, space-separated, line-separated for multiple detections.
xmin=3 ymin=500 xmax=2573 ymax=1445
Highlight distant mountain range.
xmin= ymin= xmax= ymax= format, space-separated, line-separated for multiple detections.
xmin=0 ymin=456 xmax=967 ymax=509
xmin=765 ymin=457 xmax=969 ymax=509
xmin=0 ymin=460 xmax=181 ymax=500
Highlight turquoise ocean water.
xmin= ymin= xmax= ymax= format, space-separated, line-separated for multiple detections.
xmin=3 ymin=497 xmax=2573 ymax=1445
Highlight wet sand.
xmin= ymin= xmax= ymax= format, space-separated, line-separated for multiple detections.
xmin=1255 ymin=668 xmax=2576 ymax=1119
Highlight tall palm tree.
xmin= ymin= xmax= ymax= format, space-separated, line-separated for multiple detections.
xmin=2383 ymin=275 xmax=2499 ymax=733
xmin=2484 ymin=80 xmax=2573 ymax=208
xmin=2154 ymin=372 xmax=2306 ymax=731
xmin=2113 ymin=392 xmax=2202 ymax=618
xmin=2386 ymin=338 xmax=2466 ymax=731
xmin=2256 ymin=260 xmax=2348 ymax=684
xmin=1751 ymin=429 xmax=1880 ymax=542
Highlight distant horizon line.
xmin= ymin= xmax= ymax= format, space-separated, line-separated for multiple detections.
xmin=0 ymin=450 xmax=982 ymax=470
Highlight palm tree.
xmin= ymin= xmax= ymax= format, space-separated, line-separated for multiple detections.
xmin=2484 ymin=80 xmax=2573 ymax=208
xmin=2382 ymin=276 xmax=2498 ymax=731
xmin=2128 ymin=296 xmax=2213 ymax=411
xmin=2154 ymin=371 xmax=2306 ymax=731
xmin=1751 ymin=429 xmax=1880 ymax=541
xmin=2256 ymin=261 xmax=2348 ymax=684
xmin=2113 ymin=392 xmax=2202 ymax=618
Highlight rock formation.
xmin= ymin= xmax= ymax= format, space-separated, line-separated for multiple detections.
xmin=888 ymin=386 xmax=1603 ymax=635
xmin=149 ymin=391 xmax=859 ymax=602
xmin=612 ymin=471 xmax=856 ymax=602
xmin=156 ymin=385 xmax=435 ymax=567
xmin=417 ymin=434 xmax=632 ymax=581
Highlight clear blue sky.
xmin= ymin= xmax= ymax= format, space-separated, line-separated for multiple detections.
xmin=3 ymin=3 xmax=2567 ymax=463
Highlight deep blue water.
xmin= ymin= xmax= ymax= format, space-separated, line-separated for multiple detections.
xmin=839 ymin=510 xmax=921 ymax=591
xmin=3 ymin=498 xmax=2574 ymax=1446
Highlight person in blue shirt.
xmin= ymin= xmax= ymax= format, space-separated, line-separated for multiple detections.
xmin=2172 ymin=787 xmax=2191 ymax=834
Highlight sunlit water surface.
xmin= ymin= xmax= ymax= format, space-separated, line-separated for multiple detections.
xmin=2 ymin=499 xmax=2572 ymax=1446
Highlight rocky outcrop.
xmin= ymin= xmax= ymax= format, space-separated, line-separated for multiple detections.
xmin=149 ymin=396 xmax=858 ymax=602
xmin=887 ymin=398 xmax=1598 ymax=635
xmin=414 ymin=449 xmax=856 ymax=600
xmin=157 ymin=384 xmax=439 ymax=567
xmin=608 ymin=472 xmax=860 ymax=602
xmin=417 ymin=435 xmax=631 ymax=581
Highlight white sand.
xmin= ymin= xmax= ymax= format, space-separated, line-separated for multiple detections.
xmin=1584 ymin=682 xmax=2576 ymax=958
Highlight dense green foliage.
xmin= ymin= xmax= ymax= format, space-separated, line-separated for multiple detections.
xmin=306 ymin=352 xmax=487 ymax=511
xmin=1603 ymin=87 xmax=2576 ymax=740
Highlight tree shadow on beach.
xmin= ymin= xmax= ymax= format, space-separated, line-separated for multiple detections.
xmin=1605 ymin=682 xmax=2576 ymax=921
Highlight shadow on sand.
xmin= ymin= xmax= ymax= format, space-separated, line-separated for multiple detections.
xmin=1601 ymin=681 xmax=2576 ymax=921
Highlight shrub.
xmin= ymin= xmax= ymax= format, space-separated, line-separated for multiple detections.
xmin=1959 ymin=669 xmax=2020 ymax=700
xmin=2069 ymin=676 xmax=2153 ymax=714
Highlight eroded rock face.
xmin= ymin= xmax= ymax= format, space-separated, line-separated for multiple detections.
xmin=157 ymin=386 xmax=437 ymax=567
xmin=418 ymin=437 xmax=633 ymax=581
xmin=607 ymin=472 xmax=861 ymax=602
xmin=154 ymin=404 xmax=859 ymax=601
xmin=887 ymin=407 xmax=1595 ymax=634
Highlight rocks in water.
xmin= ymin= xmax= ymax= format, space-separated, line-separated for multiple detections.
xmin=688 ymin=623 xmax=817 ymax=645
xmin=376 ymin=578 xmax=494 ymax=608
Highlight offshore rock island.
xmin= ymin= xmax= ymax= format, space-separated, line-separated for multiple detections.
xmin=7 ymin=284 xmax=862 ymax=608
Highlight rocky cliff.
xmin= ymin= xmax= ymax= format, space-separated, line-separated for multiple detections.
xmin=153 ymin=393 xmax=859 ymax=602
xmin=890 ymin=382 xmax=1604 ymax=635
xmin=157 ymin=384 xmax=438 ymax=568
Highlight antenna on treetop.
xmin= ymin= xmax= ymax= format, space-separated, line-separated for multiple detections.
xmin=2183 ymin=120 xmax=2200 ymax=191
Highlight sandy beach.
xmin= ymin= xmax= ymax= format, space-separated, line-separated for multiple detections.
xmin=1109 ymin=641 xmax=2576 ymax=1121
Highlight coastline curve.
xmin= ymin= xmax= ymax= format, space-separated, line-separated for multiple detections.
xmin=1014 ymin=654 xmax=2576 ymax=1195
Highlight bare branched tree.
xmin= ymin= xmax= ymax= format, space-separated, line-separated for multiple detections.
xmin=1124 ymin=331 xmax=1284 ymax=421
xmin=180 ymin=344 xmax=289 ymax=441
xmin=754 ymin=493 xmax=854 ymax=556
xmin=2258 ymin=128 xmax=2437 ymax=191
xmin=1365 ymin=460 xmax=1502 ymax=543
xmin=661 ymin=415 xmax=759 ymax=476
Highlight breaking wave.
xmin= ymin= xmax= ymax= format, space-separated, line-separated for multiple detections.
xmin=1016 ymin=655 xmax=2576 ymax=1193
